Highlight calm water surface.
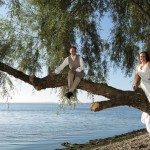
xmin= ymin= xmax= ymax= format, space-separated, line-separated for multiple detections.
xmin=0 ymin=103 xmax=144 ymax=150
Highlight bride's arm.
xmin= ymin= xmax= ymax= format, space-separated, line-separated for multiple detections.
xmin=133 ymin=66 xmax=140 ymax=91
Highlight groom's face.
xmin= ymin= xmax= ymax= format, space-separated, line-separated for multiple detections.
xmin=70 ymin=48 xmax=76 ymax=56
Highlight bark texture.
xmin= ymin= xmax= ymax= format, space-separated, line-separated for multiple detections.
xmin=0 ymin=61 xmax=150 ymax=114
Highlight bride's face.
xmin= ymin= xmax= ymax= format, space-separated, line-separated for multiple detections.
xmin=140 ymin=53 xmax=147 ymax=63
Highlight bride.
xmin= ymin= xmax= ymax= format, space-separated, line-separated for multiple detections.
xmin=133 ymin=51 xmax=150 ymax=132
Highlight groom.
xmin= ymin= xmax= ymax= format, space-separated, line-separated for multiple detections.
xmin=54 ymin=46 xmax=84 ymax=99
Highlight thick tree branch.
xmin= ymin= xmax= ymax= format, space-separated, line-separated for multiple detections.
xmin=90 ymin=88 xmax=150 ymax=114
xmin=0 ymin=61 xmax=149 ymax=114
xmin=0 ymin=62 xmax=31 ymax=84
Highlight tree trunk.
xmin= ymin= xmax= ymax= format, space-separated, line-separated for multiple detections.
xmin=0 ymin=61 xmax=150 ymax=114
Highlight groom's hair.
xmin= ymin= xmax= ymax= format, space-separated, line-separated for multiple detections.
xmin=70 ymin=46 xmax=77 ymax=51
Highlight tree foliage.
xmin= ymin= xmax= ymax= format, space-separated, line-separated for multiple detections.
xmin=1 ymin=0 xmax=109 ymax=80
xmin=0 ymin=0 xmax=150 ymax=100
xmin=108 ymin=0 xmax=150 ymax=75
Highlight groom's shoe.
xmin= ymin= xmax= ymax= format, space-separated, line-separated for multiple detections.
xmin=68 ymin=92 xmax=73 ymax=99
xmin=65 ymin=92 xmax=69 ymax=98
xmin=65 ymin=92 xmax=73 ymax=99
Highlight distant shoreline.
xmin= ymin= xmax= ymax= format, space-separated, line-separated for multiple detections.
xmin=57 ymin=128 xmax=149 ymax=150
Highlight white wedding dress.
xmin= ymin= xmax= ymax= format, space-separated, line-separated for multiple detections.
xmin=138 ymin=64 xmax=150 ymax=132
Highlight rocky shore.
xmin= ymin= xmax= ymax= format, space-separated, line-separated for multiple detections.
xmin=56 ymin=128 xmax=150 ymax=150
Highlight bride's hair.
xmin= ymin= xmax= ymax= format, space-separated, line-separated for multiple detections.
xmin=139 ymin=51 xmax=150 ymax=62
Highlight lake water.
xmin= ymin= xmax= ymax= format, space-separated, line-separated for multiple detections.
xmin=0 ymin=103 xmax=144 ymax=150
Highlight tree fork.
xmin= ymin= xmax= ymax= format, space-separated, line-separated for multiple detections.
xmin=90 ymin=89 xmax=150 ymax=114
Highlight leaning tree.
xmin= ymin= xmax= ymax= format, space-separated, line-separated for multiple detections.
xmin=0 ymin=0 xmax=150 ymax=113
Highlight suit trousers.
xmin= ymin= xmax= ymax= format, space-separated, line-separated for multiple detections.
xmin=68 ymin=70 xmax=84 ymax=92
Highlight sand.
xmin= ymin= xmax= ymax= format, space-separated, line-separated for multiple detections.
xmin=56 ymin=129 xmax=150 ymax=150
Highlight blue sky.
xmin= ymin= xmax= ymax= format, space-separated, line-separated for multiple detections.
xmin=0 ymin=6 xmax=135 ymax=103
